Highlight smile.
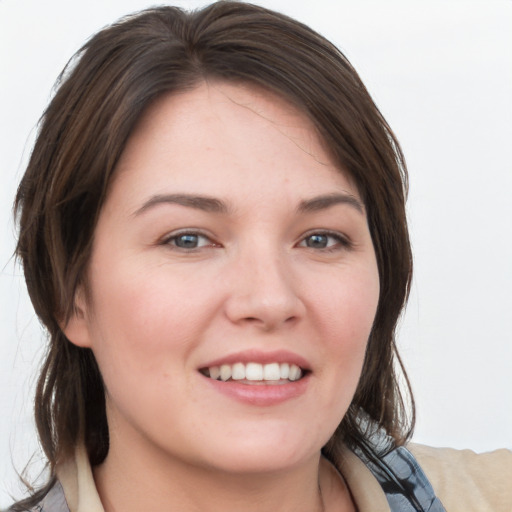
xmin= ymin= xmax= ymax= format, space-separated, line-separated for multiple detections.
xmin=201 ymin=362 xmax=304 ymax=383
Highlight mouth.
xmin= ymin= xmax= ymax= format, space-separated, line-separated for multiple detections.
xmin=199 ymin=362 xmax=307 ymax=384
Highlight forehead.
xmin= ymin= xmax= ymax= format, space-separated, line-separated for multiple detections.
xmin=108 ymin=81 xmax=361 ymax=213
xmin=121 ymin=81 xmax=327 ymax=162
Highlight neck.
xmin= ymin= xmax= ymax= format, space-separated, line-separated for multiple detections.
xmin=92 ymin=418 xmax=355 ymax=512
xmin=94 ymin=439 xmax=333 ymax=512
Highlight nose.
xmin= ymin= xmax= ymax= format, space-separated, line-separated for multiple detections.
xmin=224 ymin=245 xmax=305 ymax=331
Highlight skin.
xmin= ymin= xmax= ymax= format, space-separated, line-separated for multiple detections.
xmin=64 ymin=82 xmax=379 ymax=512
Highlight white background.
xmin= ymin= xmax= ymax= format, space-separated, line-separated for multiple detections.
xmin=1 ymin=0 xmax=511 ymax=507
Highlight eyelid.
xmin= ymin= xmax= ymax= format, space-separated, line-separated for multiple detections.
xmin=158 ymin=228 xmax=352 ymax=251
xmin=160 ymin=229 xmax=219 ymax=249
xmin=297 ymin=229 xmax=353 ymax=250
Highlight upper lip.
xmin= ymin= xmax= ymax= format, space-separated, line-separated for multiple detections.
xmin=199 ymin=349 xmax=311 ymax=371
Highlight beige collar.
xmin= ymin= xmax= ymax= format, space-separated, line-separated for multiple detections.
xmin=336 ymin=446 xmax=390 ymax=511
xmin=56 ymin=445 xmax=104 ymax=512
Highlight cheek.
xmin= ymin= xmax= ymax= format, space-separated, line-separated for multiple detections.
xmin=312 ymin=263 xmax=379 ymax=343
xmin=306 ymin=263 xmax=380 ymax=394
xmin=84 ymin=261 xmax=213 ymax=382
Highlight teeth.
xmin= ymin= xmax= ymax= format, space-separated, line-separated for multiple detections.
xmin=288 ymin=364 xmax=302 ymax=381
xmin=209 ymin=366 xmax=221 ymax=380
xmin=232 ymin=362 xmax=245 ymax=380
xmin=220 ymin=364 xmax=231 ymax=381
xmin=279 ymin=363 xmax=290 ymax=379
xmin=205 ymin=362 xmax=303 ymax=382
xmin=246 ymin=362 xmax=263 ymax=380
xmin=263 ymin=362 xmax=280 ymax=380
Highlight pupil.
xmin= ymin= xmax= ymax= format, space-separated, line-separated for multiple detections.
xmin=307 ymin=234 xmax=327 ymax=248
xmin=176 ymin=234 xmax=198 ymax=248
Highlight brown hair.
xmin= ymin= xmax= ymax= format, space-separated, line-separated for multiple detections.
xmin=14 ymin=1 xmax=413 ymax=506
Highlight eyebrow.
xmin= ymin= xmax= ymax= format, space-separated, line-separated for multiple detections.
xmin=133 ymin=192 xmax=364 ymax=217
xmin=297 ymin=193 xmax=364 ymax=214
xmin=133 ymin=193 xmax=229 ymax=216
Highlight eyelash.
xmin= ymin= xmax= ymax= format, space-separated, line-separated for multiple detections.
xmin=161 ymin=230 xmax=218 ymax=250
xmin=297 ymin=230 xmax=353 ymax=252
xmin=161 ymin=229 xmax=352 ymax=253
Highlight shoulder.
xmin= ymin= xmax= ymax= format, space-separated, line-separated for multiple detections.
xmin=408 ymin=443 xmax=512 ymax=512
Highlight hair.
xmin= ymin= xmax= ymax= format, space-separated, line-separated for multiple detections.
xmin=13 ymin=1 xmax=413 ymax=508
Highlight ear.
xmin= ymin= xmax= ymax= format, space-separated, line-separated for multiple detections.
xmin=60 ymin=285 xmax=93 ymax=348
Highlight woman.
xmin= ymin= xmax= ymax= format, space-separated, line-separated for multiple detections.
xmin=9 ymin=2 xmax=511 ymax=511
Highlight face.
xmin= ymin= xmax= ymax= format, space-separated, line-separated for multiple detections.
xmin=65 ymin=82 xmax=380 ymax=475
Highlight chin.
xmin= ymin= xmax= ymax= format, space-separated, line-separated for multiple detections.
xmin=191 ymin=426 xmax=326 ymax=475
xmin=204 ymin=450 xmax=310 ymax=475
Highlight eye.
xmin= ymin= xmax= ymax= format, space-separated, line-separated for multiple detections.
xmin=163 ymin=231 xmax=215 ymax=250
xmin=298 ymin=231 xmax=351 ymax=251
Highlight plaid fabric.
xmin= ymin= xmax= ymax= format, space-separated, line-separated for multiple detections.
xmin=355 ymin=443 xmax=446 ymax=511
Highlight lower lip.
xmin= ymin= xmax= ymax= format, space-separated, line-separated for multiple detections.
xmin=201 ymin=374 xmax=310 ymax=406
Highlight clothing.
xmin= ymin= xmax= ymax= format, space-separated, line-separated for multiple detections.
xmin=339 ymin=444 xmax=512 ymax=511
xmin=28 ymin=442 xmax=512 ymax=512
